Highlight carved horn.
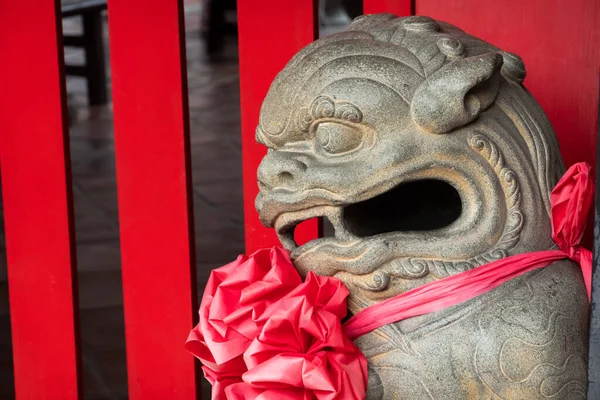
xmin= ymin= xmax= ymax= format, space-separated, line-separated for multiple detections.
xmin=411 ymin=53 xmax=503 ymax=134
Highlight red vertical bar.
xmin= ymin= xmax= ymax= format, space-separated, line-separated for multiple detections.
xmin=363 ymin=0 xmax=413 ymax=15
xmin=0 ymin=1 xmax=82 ymax=399
xmin=238 ymin=0 xmax=319 ymax=253
xmin=107 ymin=0 xmax=198 ymax=398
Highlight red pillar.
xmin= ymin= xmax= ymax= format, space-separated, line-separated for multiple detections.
xmin=237 ymin=0 xmax=320 ymax=252
xmin=0 ymin=1 xmax=82 ymax=398
xmin=363 ymin=0 xmax=413 ymax=15
xmin=107 ymin=0 xmax=199 ymax=398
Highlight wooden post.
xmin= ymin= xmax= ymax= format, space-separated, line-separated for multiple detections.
xmin=588 ymin=85 xmax=600 ymax=398
xmin=0 ymin=0 xmax=82 ymax=398
xmin=237 ymin=0 xmax=320 ymax=253
xmin=107 ymin=0 xmax=199 ymax=397
xmin=363 ymin=0 xmax=413 ymax=15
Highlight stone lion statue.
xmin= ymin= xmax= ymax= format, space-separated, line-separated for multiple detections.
xmin=255 ymin=14 xmax=588 ymax=399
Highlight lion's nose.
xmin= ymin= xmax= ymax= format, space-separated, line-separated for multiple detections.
xmin=257 ymin=151 xmax=307 ymax=190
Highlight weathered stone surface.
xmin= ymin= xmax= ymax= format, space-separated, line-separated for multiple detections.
xmin=255 ymin=14 xmax=589 ymax=399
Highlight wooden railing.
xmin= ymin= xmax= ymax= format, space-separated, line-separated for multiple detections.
xmin=0 ymin=0 xmax=597 ymax=399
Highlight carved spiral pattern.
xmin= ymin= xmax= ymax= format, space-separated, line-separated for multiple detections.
xmin=399 ymin=258 xmax=429 ymax=277
xmin=342 ymin=269 xmax=391 ymax=292
xmin=437 ymin=36 xmax=465 ymax=57
xmin=432 ymin=259 xmax=473 ymax=277
xmin=365 ymin=270 xmax=391 ymax=292
xmin=336 ymin=102 xmax=363 ymax=123
xmin=362 ymin=258 xmax=430 ymax=291
xmin=311 ymin=96 xmax=336 ymax=119
xmin=468 ymin=133 xmax=524 ymax=261
xmin=453 ymin=261 xmax=475 ymax=273
xmin=488 ymin=248 xmax=509 ymax=260
xmin=297 ymin=95 xmax=364 ymax=132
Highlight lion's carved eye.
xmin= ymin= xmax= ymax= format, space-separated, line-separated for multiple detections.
xmin=314 ymin=122 xmax=363 ymax=155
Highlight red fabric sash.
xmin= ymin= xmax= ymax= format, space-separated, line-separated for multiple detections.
xmin=343 ymin=162 xmax=593 ymax=340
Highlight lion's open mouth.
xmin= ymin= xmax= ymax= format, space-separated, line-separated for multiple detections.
xmin=274 ymin=179 xmax=462 ymax=253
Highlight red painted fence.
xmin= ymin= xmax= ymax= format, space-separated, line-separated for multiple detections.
xmin=1 ymin=1 xmax=82 ymax=398
xmin=107 ymin=0 xmax=199 ymax=398
xmin=0 ymin=0 xmax=598 ymax=398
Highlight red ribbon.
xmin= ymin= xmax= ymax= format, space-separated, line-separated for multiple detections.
xmin=186 ymin=248 xmax=368 ymax=399
xmin=343 ymin=162 xmax=593 ymax=340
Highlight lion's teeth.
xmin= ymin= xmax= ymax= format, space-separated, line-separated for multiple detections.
xmin=277 ymin=232 xmax=298 ymax=252
xmin=273 ymin=206 xmax=356 ymax=251
xmin=325 ymin=209 xmax=356 ymax=241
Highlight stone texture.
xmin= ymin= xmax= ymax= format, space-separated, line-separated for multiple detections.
xmin=255 ymin=14 xmax=589 ymax=399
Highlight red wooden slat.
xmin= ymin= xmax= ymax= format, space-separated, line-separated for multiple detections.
xmin=238 ymin=0 xmax=320 ymax=253
xmin=0 ymin=1 xmax=82 ymax=399
xmin=416 ymin=0 xmax=599 ymax=171
xmin=363 ymin=0 xmax=413 ymax=15
xmin=106 ymin=0 xmax=199 ymax=398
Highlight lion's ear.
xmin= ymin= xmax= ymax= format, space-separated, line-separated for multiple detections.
xmin=410 ymin=53 xmax=503 ymax=134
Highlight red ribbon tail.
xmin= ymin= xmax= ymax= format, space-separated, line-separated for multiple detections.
xmin=578 ymin=248 xmax=592 ymax=300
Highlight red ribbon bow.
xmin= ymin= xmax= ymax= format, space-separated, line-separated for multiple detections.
xmin=186 ymin=247 xmax=368 ymax=400
xmin=550 ymin=162 xmax=593 ymax=294
xmin=343 ymin=162 xmax=594 ymax=340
